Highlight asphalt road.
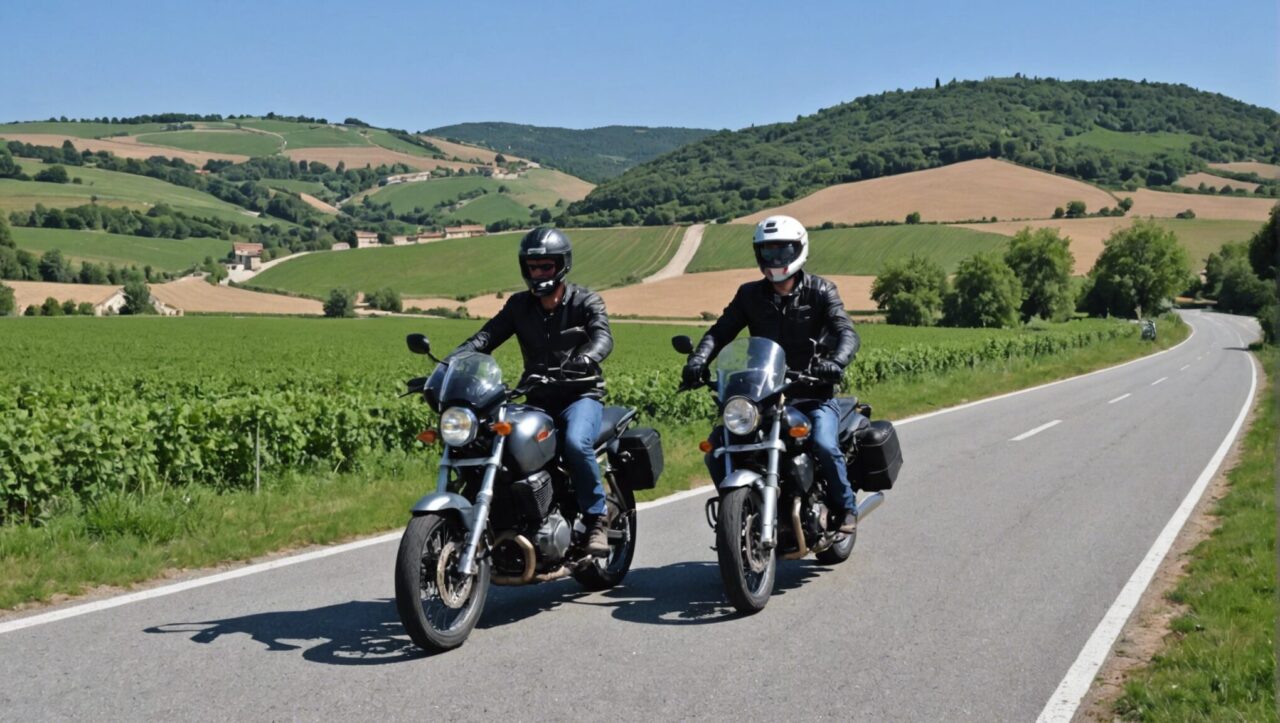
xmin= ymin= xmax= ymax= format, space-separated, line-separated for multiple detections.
xmin=0 ymin=311 xmax=1260 ymax=721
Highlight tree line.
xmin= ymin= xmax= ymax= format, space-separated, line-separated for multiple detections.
xmin=562 ymin=77 xmax=1280 ymax=226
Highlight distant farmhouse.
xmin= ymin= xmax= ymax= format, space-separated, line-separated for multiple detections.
xmin=231 ymin=242 xmax=263 ymax=271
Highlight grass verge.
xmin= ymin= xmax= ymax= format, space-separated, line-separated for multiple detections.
xmin=1112 ymin=346 xmax=1276 ymax=720
xmin=0 ymin=316 xmax=1187 ymax=611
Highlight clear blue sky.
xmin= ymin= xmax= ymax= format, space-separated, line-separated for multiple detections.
xmin=2 ymin=0 xmax=1276 ymax=131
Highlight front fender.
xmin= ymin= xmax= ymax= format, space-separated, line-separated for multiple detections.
xmin=718 ymin=469 xmax=762 ymax=491
xmin=410 ymin=491 xmax=472 ymax=516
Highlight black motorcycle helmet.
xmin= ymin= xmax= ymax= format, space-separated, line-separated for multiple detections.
xmin=518 ymin=227 xmax=573 ymax=297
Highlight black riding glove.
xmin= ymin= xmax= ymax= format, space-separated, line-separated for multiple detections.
xmin=682 ymin=360 xmax=706 ymax=388
xmin=562 ymin=355 xmax=598 ymax=379
xmin=812 ymin=358 xmax=845 ymax=383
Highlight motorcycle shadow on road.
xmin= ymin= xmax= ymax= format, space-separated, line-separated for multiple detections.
xmin=144 ymin=599 xmax=427 ymax=666
xmin=585 ymin=560 xmax=826 ymax=626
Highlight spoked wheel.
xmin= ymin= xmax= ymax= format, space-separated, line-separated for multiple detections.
xmin=716 ymin=487 xmax=775 ymax=614
xmin=573 ymin=475 xmax=637 ymax=591
xmin=394 ymin=514 xmax=490 ymax=653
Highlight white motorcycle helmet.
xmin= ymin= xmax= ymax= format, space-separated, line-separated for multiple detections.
xmin=753 ymin=215 xmax=809 ymax=283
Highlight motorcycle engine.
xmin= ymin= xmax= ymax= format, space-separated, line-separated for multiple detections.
xmin=534 ymin=512 xmax=571 ymax=562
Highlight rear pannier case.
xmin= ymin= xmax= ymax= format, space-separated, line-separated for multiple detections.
xmin=610 ymin=427 xmax=664 ymax=490
xmin=848 ymin=421 xmax=902 ymax=491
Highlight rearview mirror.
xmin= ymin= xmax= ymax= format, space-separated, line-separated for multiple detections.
xmin=671 ymin=335 xmax=693 ymax=354
xmin=406 ymin=333 xmax=432 ymax=355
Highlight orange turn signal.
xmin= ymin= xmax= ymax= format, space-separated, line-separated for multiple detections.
xmin=416 ymin=429 xmax=439 ymax=445
xmin=698 ymin=440 xmax=713 ymax=453
xmin=491 ymin=421 xmax=513 ymax=436
xmin=788 ymin=425 xmax=811 ymax=439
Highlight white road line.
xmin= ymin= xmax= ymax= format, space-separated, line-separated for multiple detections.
xmin=0 ymin=316 xmax=1204 ymax=634
xmin=1151 ymin=377 xmax=1168 ymax=386
xmin=1179 ymin=364 xmax=1190 ymax=371
xmin=897 ymin=321 xmax=1196 ymax=427
xmin=1010 ymin=420 xmax=1061 ymax=442
xmin=0 ymin=532 xmax=402 ymax=636
xmin=1037 ymin=351 xmax=1258 ymax=722
xmin=1107 ymin=393 xmax=1130 ymax=404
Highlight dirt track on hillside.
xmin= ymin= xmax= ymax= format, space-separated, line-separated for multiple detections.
xmin=283 ymin=147 xmax=479 ymax=173
xmin=1128 ymin=189 xmax=1275 ymax=221
xmin=151 ymin=277 xmax=322 ymax=314
xmin=0 ymin=133 xmax=249 ymax=165
xmin=735 ymin=159 xmax=1118 ymax=226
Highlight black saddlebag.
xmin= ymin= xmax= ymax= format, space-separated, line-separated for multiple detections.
xmin=610 ymin=427 xmax=663 ymax=490
xmin=847 ymin=420 xmax=902 ymax=492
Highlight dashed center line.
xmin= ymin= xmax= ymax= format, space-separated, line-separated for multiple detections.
xmin=1011 ymin=420 xmax=1062 ymax=442
xmin=1107 ymin=393 xmax=1131 ymax=404
xmin=1179 ymin=364 xmax=1190 ymax=371
xmin=1151 ymin=377 xmax=1168 ymax=386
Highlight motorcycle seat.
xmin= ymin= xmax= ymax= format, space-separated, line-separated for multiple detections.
xmin=835 ymin=397 xmax=868 ymax=436
xmin=594 ymin=405 xmax=637 ymax=449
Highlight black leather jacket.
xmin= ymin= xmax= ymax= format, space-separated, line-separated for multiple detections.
xmin=453 ymin=283 xmax=613 ymax=409
xmin=690 ymin=271 xmax=859 ymax=398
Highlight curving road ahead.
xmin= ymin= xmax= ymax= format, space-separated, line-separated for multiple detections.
xmin=0 ymin=311 xmax=1260 ymax=721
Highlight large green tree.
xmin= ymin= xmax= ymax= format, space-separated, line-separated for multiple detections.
xmin=1247 ymin=202 xmax=1278 ymax=280
xmin=121 ymin=280 xmax=153 ymax=315
xmin=0 ymin=282 xmax=14 ymax=316
xmin=870 ymin=255 xmax=947 ymax=326
xmin=943 ymin=252 xmax=1023 ymax=328
xmin=1082 ymin=220 xmax=1191 ymax=318
xmin=1004 ymin=226 xmax=1075 ymax=322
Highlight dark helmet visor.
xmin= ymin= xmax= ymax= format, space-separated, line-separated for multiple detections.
xmin=755 ymin=242 xmax=801 ymax=267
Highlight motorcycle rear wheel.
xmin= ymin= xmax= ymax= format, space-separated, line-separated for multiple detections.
xmin=573 ymin=476 xmax=637 ymax=591
xmin=716 ymin=487 xmax=775 ymax=614
xmin=395 ymin=514 xmax=490 ymax=653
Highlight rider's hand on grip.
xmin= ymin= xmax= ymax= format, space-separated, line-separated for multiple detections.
xmin=562 ymin=355 xmax=597 ymax=379
xmin=812 ymin=358 xmax=845 ymax=383
xmin=681 ymin=360 xmax=706 ymax=390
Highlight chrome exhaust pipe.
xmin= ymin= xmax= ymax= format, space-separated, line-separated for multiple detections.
xmin=855 ymin=492 xmax=885 ymax=521
xmin=490 ymin=531 xmax=537 ymax=586
xmin=781 ymin=497 xmax=809 ymax=561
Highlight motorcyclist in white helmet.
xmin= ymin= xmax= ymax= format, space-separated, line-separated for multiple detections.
xmin=681 ymin=215 xmax=861 ymax=532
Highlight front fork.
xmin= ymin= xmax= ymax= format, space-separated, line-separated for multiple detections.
xmin=759 ymin=413 xmax=781 ymax=549
xmin=453 ymin=414 xmax=508 ymax=577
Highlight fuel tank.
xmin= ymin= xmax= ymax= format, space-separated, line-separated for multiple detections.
xmin=503 ymin=404 xmax=557 ymax=475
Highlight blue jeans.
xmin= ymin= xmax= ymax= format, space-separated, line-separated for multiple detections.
xmin=806 ymin=399 xmax=856 ymax=512
xmin=702 ymin=399 xmax=856 ymax=512
xmin=555 ymin=398 xmax=607 ymax=517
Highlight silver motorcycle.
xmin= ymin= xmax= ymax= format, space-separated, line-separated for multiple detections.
xmin=394 ymin=333 xmax=663 ymax=652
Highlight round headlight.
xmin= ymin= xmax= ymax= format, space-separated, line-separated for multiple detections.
xmin=723 ymin=396 xmax=760 ymax=436
xmin=439 ymin=407 xmax=479 ymax=447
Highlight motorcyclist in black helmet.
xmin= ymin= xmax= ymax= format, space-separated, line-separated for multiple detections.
xmin=681 ymin=215 xmax=862 ymax=533
xmin=450 ymin=227 xmax=614 ymax=555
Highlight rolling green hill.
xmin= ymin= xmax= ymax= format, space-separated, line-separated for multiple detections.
xmin=563 ymin=77 xmax=1280 ymax=226
xmin=11 ymin=226 xmax=230 ymax=272
xmin=426 ymin=122 xmax=716 ymax=183
xmin=248 ymin=226 xmax=684 ymax=298
xmin=688 ymin=224 xmax=1012 ymax=275
xmin=442 ymin=194 xmax=533 ymax=225
xmin=365 ymin=169 xmax=590 ymax=217
xmin=135 ymin=130 xmax=284 ymax=156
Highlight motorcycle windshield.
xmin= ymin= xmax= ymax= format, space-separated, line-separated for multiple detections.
xmin=714 ymin=337 xmax=788 ymax=402
xmin=439 ymin=352 xmax=506 ymax=408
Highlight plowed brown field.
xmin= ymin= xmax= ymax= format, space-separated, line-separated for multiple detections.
xmin=298 ymin=192 xmax=339 ymax=214
xmin=1128 ymin=189 xmax=1275 ymax=221
xmin=736 ymin=159 xmax=1118 ymax=226
xmin=151 ymin=277 xmax=322 ymax=315
xmin=420 ymin=136 xmax=528 ymax=165
xmin=7 ymin=281 xmax=119 ymax=311
xmin=1174 ymin=172 xmax=1259 ymax=193
xmin=954 ymin=218 xmax=1133 ymax=274
xmin=283 ymin=147 xmax=479 ymax=173
xmin=1207 ymin=162 xmax=1280 ymax=180
xmin=0 ymin=133 xmax=249 ymax=165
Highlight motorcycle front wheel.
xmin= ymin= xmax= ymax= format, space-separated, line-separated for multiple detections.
xmin=716 ymin=487 xmax=775 ymax=614
xmin=394 ymin=513 xmax=490 ymax=653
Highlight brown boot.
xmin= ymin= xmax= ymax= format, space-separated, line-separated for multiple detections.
xmin=837 ymin=509 xmax=859 ymax=534
xmin=584 ymin=514 xmax=610 ymax=557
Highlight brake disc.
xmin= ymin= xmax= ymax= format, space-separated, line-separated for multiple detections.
xmin=742 ymin=512 xmax=767 ymax=574
xmin=434 ymin=539 xmax=474 ymax=609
